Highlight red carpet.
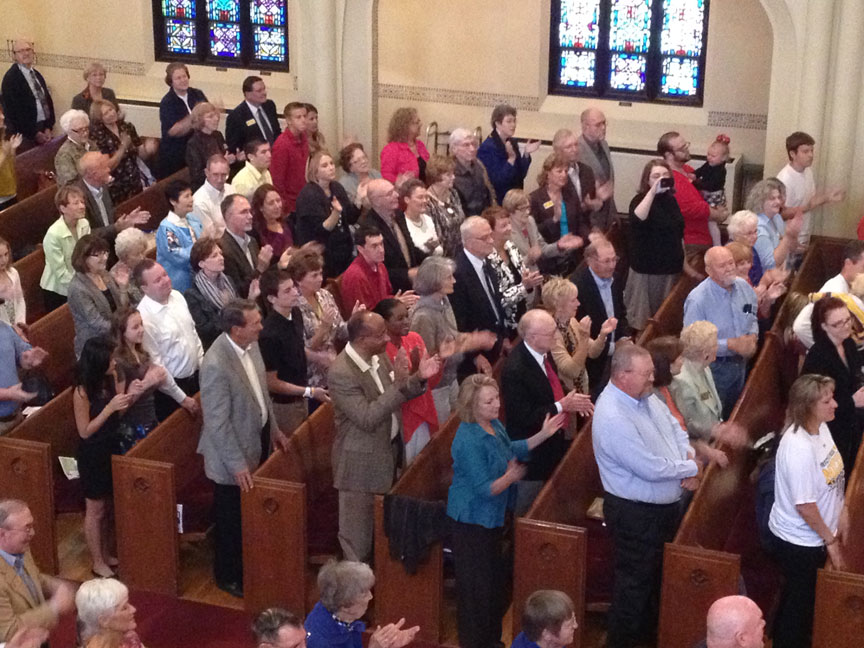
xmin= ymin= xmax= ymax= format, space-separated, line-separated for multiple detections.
xmin=51 ymin=590 xmax=253 ymax=648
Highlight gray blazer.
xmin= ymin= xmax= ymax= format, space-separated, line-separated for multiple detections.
xmin=197 ymin=332 xmax=277 ymax=485
xmin=577 ymin=134 xmax=617 ymax=230
xmin=669 ymin=359 xmax=722 ymax=442
xmin=328 ymin=348 xmax=426 ymax=494
xmin=67 ymin=272 xmax=126 ymax=358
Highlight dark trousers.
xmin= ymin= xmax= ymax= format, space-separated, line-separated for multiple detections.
xmin=212 ymin=482 xmax=243 ymax=586
xmin=771 ymin=535 xmax=826 ymax=648
xmin=41 ymin=289 xmax=66 ymax=313
xmin=154 ymin=372 xmax=199 ymax=421
xmin=451 ymin=520 xmax=510 ymax=648
xmin=604 ymin=493 xmax=680 ymax=648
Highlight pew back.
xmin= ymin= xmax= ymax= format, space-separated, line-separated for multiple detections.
xmin=12 ymin=246 xmax=46 ymax=323
xmin=13 ymin=135 xmax=63 ymax=201
xmin=0 ymin=187 xmax=57 ymax=258
xmin=117 ymin=168 xmax=190 ymax=231
xmin=28 ymin=304 xmax=76 ymax=393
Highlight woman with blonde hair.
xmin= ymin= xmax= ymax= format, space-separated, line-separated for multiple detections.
xmin=504 ymin=188 xmax=582 ymax=275
xmin=185 ymin=102 xmax=233 ymax=189
xmin=71 ymin=61 xmax=117 ymax=114
xmin=380 ymin=107 xmax=430 ymax=184
xmin=529 ymin=152 xmax=590 ymax=248
xmin=90 ymin=99 xmax=154 ymax=203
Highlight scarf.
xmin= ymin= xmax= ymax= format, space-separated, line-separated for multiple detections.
xmin=194 ymin=270 xmax=237 ymax=310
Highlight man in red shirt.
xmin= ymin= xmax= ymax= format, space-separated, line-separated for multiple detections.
xmin=341 ymin=225 xmax=393 ymax=313
xmin=270 ymin=102 xmax=309 ymax=216
xmin=658 ymin=131 xmax=727 ymax=274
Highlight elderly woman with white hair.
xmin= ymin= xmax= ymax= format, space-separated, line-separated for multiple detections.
xmin=54 ymin=109 xmax=92 ymax=186
xmin=748 ymin=178 xmax=803 ymax=274
xmin=450 ymin=128 xmax=495 ymax=217
xmin=111 ymin=227 xmax=150 ymax=306
xmin=75 ymin=577 xmax=143 ymax=648
xmin=71 ymin=61 xmax=118 ymax=114
xmin=727 ymin=209 xmax=763 ymax=285
xmin=305 ymin=560 xmax=419 ymax=648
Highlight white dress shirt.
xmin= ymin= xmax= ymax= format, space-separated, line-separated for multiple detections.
xmin=193 ymin=180 xmax=236 ymax=235
xmin=227 ymin=335 xmax=268 ymax=425
xmin=464 ymin=249 xmax=501 ymax=323
xmin=345 ymin=342 xmax=399 ymax=440
xmin=138 ymin=291 xmax=204 ymax=381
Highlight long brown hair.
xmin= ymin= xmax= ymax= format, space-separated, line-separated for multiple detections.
xmin=111 ymin=307 xmax=150 ymax=376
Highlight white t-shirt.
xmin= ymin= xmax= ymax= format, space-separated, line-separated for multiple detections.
xmin=769 ymin=422 xmax=845 ymax=546
xmin=404 ymin=213 xmax=442 ymax=256
xmin=776 ymin=163 xmax=816 ymax=246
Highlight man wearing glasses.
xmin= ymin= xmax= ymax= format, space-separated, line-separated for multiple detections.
xmin=0 ymin=499 xmax=75 ymax=642
xmin=1 ymin=39 xmax=55 ymax=152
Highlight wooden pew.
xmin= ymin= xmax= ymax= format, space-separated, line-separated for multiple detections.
xmin=12 ymin=135 xmax=64 ymax=201
xmin=656 ymin=333 xmax=790 ymax=648
xmin=112 ymin=397 xmax=208 ymax=596
xmin=0 ymin=186 xmax=58 ymax=258
xmin=0 ymin=388 xmax=80 ymax=574
xmin=642 ymin=275 xmax=700 ymax=338
xmin=372 ymin=414 xmax=460 ymax=645
xmin=28 ymin=304 xmax=76 ymax=393
xmin=242 ymin=403 xmax=339 ymax=614
xmin=12 ymin=246 xmax=46 ymax=323
xmin=117 ymin=168 xmax=190 ymax=231
xmin=511 ymin=421 xmax=600 ymax=648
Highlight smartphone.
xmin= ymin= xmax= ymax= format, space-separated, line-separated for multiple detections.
xmin=659 ymin=177 xmax=674 ymax=189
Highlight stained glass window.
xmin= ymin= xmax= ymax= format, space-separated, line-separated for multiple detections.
xmin=550 ymin=0 xmax=709 ymax=104
xmin=153 ymin=0 xmax=289 ymax=68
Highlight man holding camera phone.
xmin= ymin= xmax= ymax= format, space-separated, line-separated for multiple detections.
xmin=658 ymin=132 xmax=728 ymax=274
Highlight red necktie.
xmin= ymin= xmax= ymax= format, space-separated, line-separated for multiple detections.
xmin=544 ymin=355 xmax=569 ymax=428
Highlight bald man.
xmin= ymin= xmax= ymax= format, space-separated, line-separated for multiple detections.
xmin=683 ymin=247 xmax=758 ymax=417
xmin=578 ymin=108 xmax=616 ymax=231
xmin=1 ymin=39 xmax=54 ymax=150
xmin=704 ymin=596 xmax=765 ymax=648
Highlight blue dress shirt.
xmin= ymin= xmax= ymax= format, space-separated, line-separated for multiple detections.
xmin=0 ymin=322 xmax=31 ymax=418
xmin=447 ymin=419 xmax=531 ymax=529
xmin=589 ymin=267 xmax=616 ymax=353
xmin=511 ymin=632 xmax=541 ymax=648
xmin=753 ymin=212 xmax=785 ymax=271
xmin=593 ymin=383 xmax=697 ymax=504
xmin=683 ymin=277 xmax=758 ymax=357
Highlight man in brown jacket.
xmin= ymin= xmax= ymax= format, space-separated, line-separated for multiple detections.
xmin=0 ymin=500 xmax=75 ymax=641
xmin=328 ymin=311 xmax=440 ymax=562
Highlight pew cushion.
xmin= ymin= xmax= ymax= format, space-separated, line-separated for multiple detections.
xmin=177 ymin=470 xmax=214 ymax=536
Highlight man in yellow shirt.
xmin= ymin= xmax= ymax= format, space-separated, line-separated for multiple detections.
xmin=232 ymin=139 xmax=273 ymax=200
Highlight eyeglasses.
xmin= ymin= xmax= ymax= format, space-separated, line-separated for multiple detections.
xmin=826 ymin=316 xmax=852 ymax=329
xmin=2 ymin=524 xmax=34 ymax=534
xmin=14 ymin=47 xmax=34 ymax=54
xmin=673 ymin=141 xmax=691 ymax=152
xmin=70 ymin=127 xmax=90 ymax=134
xmin=88 ymin=250 xmax=109 ymax=258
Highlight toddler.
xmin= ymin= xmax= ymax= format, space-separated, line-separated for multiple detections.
xmin=694 ymin=134 xmax=730 ymax=246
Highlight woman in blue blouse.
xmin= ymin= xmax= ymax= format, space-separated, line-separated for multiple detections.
xmin=156 ymin=179 xmax=204 ymax=293
xmin=448 ymin=374 xmax=565 ymax=648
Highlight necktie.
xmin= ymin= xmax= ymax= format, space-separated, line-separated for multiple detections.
xmin=257 ymin=107 xmax=275 ymax=144
xmin=29 ymin=69 xmax=51 ymax=120
xmin=544 ymin=355 xmax=569 ymax=428
xmin=481 ymin=261 xmax=504 ymax=325
xmin=13 ymin=557 xmax=41 ymax=603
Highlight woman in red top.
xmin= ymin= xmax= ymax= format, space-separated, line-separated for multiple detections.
xmin=374 ymin=297 xmax=443 ymax=465
xmin=380 ymin=107 xmax=430 ymax=184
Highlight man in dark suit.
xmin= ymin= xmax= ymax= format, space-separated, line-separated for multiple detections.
xmin=449 ymin=216 xmax=507 ymax=379
xmin=501 ymin=309 xmax=594 ymax=513
xmin=225 ymin=76 xmax=281 ymax=155
xmin=197 ymin=300 xmax=283 ymax=598
xmin=0 ymin=499 xmax=75 ymax=641
xmin=362 ymin=179 xmax=426 ymax=293
xmin=220 ymin=194 xmax=273 ymax=296
xmin=572 ymin=239 xmax=631 ymax=398
xmin=0 ymin=39 xmax=54 ymax=151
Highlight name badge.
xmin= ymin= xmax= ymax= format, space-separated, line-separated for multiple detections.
xmin=699 ymin=392 xmax=711 ymax=401
xmin=543 ymin=200 xmax=554 ymax=209
xmin=245 ymin=118 xmax=257 ymax=127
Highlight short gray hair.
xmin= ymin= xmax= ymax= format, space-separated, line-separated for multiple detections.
xmin=449 ymin=127 xmax=474 ymax=149
xmin=414 ymin=256 xmax=455 ymax=296
xmin=460 ymin=215 xmax=487 ymax=244
xmin=114 ymin=227 xmax=149 ymax=263
xmin=726 ymin=210 xmax=758 ymax=240
xmin=59 ymin=109 xmax=89 ymax=134
xmin=75 ymin=578 xmax=130 ymax=642
xmin=0 ymin=499 xmax=28 ymax=528
xmin=317 ymin=560 xmax=375 ymax=612
xmin=610 ymin=344 xmax=650 ymax=377
xmin=744 ymin=178 xmax=785 ymax=214
xmin=680 ymin=321 xmax=718 ymax=360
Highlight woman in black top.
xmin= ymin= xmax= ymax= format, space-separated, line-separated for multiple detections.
xmin=158 ymin=62 xmax=208 ymax=178
xmin=294 ymin=149 xmax=360 ymax=278
xmin=73 ymin=335 xmax=130 ymax=578
xmin=624 ymin=159 xmax=697 ymax=330
xmin=801 ymin=295 xmax=864 ymax=472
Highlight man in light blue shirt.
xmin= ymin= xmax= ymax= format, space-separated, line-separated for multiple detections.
xmin=683 ymin=246 xmax=758 ymax=418
xmin=593 ymin=344 xmax=700 ymax=648
xmin=0 ymin=324 xmax=48 ymax=435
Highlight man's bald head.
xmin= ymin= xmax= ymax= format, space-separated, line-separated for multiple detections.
xmin=705 ymin=246 xmax=738 ymax=289
xmin=518 ymin=309 xmax=557 ymax=354
xmin=78 ymin=152 xmax=111 ymax=186
xmin=580 ymin=108 xmax=607 ymax=143
xmin=706 ymin=596 xmax=765 ymax=648
xmin=367 ymin=178 xmax=398 ymax=214
xmin=12 ymin=39 xmax=35 ymax=67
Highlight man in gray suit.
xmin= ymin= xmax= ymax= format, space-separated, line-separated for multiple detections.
xmin=197 ymin=299 xmax=284 ymax=598
xmin=577 ymin=108 xmax=617 ymax=232
xmin=328 ymin=311 xmax=440 ymax=562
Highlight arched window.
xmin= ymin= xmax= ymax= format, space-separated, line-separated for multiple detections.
xmin=153 ymin=0 xmax=288 ymax=69
xmin=549 ymin=0 xmax=709 ymax=105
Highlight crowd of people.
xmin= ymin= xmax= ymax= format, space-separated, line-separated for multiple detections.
xmin=0 ymin=38 xmax=859 ymax=648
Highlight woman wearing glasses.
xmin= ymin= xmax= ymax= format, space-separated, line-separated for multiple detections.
xmin=54 ymin=109 xmax=92 ymax=186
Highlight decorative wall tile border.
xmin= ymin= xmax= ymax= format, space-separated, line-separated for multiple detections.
xmin=707 ymin=111 xmax=768 ymax=131
xmin=377 ymin=83 xmax=540 ymax=111
xmin=0 ymin=45 xmax=146 ymax=76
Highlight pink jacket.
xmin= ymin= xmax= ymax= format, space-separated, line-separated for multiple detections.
xmin=380 ymin=139 xmax=430 ymax=183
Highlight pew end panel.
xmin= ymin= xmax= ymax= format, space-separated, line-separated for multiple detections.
xmin=656 ymin=544 xmax=740 ymax=648
xmin=813 ymin=569 xmax=864 ymax=648
xmin=373 ymin=495 xmax=445 ymax=645
xmin=242 ymin=474 xmax=308 ymax=615
xmin=12 ymin=246 xmax=46 ymax=323
xmin=0 ymin=187 xmax=57 ymax=258
xmin=513 ymin=520 xmax=587 ymax=648
xmin=27 ymin=305 xmax=76 ymax=393
xmin=112 ymin=454 xmax=181 ymax=596
xmin=0 ymin=437 xmax=58 ymax=573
